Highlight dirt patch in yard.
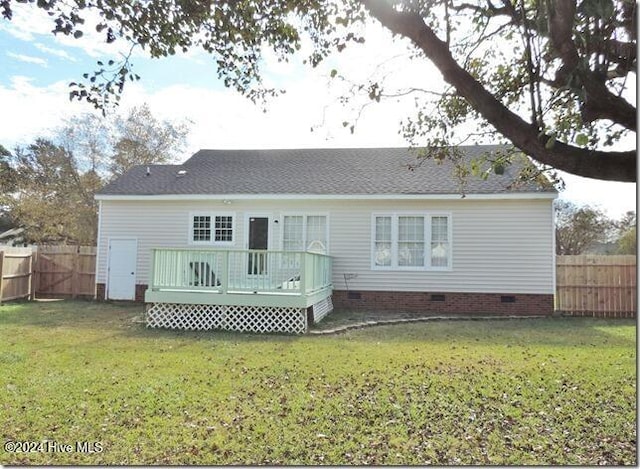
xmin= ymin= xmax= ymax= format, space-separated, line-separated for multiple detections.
xmin=311 ymin=309 xmax=543 ymax=334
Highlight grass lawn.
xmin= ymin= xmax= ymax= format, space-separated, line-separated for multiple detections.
xmin=0 ymin=300 xmax=636 ymax=465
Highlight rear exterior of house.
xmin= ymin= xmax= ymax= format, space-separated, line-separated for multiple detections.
xmin=95 ymin=146 xmax=557 ymax=333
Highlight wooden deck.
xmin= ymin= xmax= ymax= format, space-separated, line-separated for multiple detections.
xmin=145 ymin=248 xmax=333 ymax=309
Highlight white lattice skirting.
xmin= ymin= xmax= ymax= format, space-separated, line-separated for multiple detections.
xmin=312 ymin=296 xmax=333 ymax=324
xmin=146 ymin=303 xmax=308 ymax=334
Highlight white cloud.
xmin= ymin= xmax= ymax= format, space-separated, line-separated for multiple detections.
xmin=3 ymin=2 xmax=137 ymax=60
xmin=34 ymin=43 xmax=78 ymax=62
xmin=6 ymin=51 xmax=47 ymax=67
xmin=0 ymin=76 xmax=96 ymax=148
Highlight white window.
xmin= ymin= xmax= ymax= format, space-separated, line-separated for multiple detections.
xmin=372 ymin=213 xmax=451 ymax=270
xmin=374 ymin=216 xmax=392 ymax=267
xmin=190 ymin=213 xmax=235 ymax=245
xmin=214 ymin=215 xmax=233 ymax=242
xmin=282 ymin=215 xmax=328 ymax=253
xmin=398 ymin=216 xmax=425 ymax=267
xmin=192 ymin=215 xmax=212 ymax=242
xmin=430 ymin=216 xmax=449 ymax=267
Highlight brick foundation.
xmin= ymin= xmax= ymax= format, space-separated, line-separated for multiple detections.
xmin=96 ymin=283 xmax=105 ymax=301
xmin=96 ymin=283 xmax=553 ymax=316
xmin=96 ymin=283 xmax=147 ymax=302
xmin=332 ymin=290 xmax=553 ymax=316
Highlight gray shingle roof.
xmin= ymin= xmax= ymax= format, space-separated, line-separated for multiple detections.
xmin=97 ymin=145 xmax=556 ymax=196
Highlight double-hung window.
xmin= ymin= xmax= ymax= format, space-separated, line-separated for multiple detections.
xmin=372 ymin=213 xmax=451 ymax=270
xmin=282 ymin=215 xmax=328 ymax=253
xmin=190 ymin=212 xmax=235 ymax=245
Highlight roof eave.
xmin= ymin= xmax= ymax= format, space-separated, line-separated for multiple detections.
xmin=95 ymin=192 xmax=558 ymax=201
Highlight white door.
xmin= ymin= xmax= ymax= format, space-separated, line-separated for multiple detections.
xmin=107 ymin=238 xmax=137 ymax=300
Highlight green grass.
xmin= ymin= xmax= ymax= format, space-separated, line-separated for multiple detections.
xmin=0 ymin=300 xmax=636 ymax=465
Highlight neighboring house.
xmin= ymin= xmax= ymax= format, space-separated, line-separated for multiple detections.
xmin=584 ymin=241 xmax=618 ymax=255
xmin=0 ymin=227 xmax=25 ymax=246
xmin=94 ymin=146 xmax=557 ymax=333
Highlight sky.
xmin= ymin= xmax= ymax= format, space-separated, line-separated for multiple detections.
xmin=0 ymin=3 xmax=636 ymax=220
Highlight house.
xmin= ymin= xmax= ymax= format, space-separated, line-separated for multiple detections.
xmin=0 ymin=227 xmax=25 ymax=246
xmin=94 ymin=145 xmax=557 ymax=333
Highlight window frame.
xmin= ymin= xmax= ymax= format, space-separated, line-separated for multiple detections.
xmin=280 ymin=212 xmax=330 ymax=253
xmin=188 ymin=211 xmax=236 ymax=246
xmin=370 ymin=212 xmax=452 ymax=271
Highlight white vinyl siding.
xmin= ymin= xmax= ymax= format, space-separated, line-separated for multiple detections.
xmin=97 ymin=198 xmax=554 ymax=294
xmin=372 ymin=213 xmax=450 ymax=270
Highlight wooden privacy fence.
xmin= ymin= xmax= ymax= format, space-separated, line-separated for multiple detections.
xmin=35 ymin=245 xmax=96 ymax=298
xmin=1 ymin=248 xmax=637 ymax=319
xmin=0 ymin=248 xmax=35 ymax=303
xmin=556 ymin=255 xmax=636 ymax=318
xmin=0 ymin=245 xmax=96 ymax=303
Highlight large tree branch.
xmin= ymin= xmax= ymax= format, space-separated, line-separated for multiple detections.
xmin=361 ymin=0 xmax=636 ymax=182
xmin=547 ymin=0 xmax=636 ymax=130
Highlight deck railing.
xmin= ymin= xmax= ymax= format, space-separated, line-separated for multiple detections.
xmin=149 ymin=248 xmax=332 ymax=296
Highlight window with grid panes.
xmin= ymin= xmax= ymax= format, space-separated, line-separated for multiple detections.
xmin=191 ymin=213 xmax=234 ymax=244
xmin=282 ymin=216 xmax=304 ymax=251
xmin=214 ymin=215 xmax=233 ymax=242
xmin=192 ymin=215 xmax=211 ymax=242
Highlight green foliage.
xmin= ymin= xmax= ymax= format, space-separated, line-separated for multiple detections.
xmin=616 ymin=227 xmax=636 ymax=254
xmin=614 ymin=211 xmax=636 ymax=254
xmin=1 ymin=0 xmax=635 ymax=181
xmin=0 ymin=301 xmax=636 ymax=465
xmin=3 ymin=105 xmax=190 ymax=243
xmin=4 ymin=140 xmax=99 ymax=244
xmin=108 ymin=104 xmax=190 ymax=178
xmin=0 ymin=144 xmax=17 ymax=199
xmin=555 ymin=201 xmax=615 ymax=255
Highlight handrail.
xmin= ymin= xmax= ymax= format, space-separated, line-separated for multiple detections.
xmin=150 ymin=248 xmax=332 ymax=296
xmin=150 ymin=247 xmax=332 ymax=258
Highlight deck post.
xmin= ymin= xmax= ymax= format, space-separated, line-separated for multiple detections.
xmin=220 ymin=250 xmax=229 ymax=294
xmin=299 ymin=252 xmax=306 ymax=294
xmin=149 ymin=249 xmax=156 ymax=291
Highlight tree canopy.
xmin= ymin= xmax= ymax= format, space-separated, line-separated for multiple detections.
xmin=1 ymin=105 xmax=189 ymax=244
xmin=2 ymin=0 xmax=636 ymax=182
xmin=555 ymin=201 xmax=637 ymax=254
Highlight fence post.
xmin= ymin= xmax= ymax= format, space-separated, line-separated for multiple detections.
xmin=0 ymin=250 xmax=4 ymax=305
xmin=28 ymin=250 xmax=36 ymax=300
xmin=71 ymin=246 xmax=79 ymax=299
xmin=31 ymin=249 xmax=39 ymax=299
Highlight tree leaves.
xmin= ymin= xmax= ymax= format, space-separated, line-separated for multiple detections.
xmin=555 ymin=201 xmax=616 ymax=255
xmin=2 ymin=0 xmax=635 ymax=181
xmin=2 ymin=105 xmax=190 ymax=243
